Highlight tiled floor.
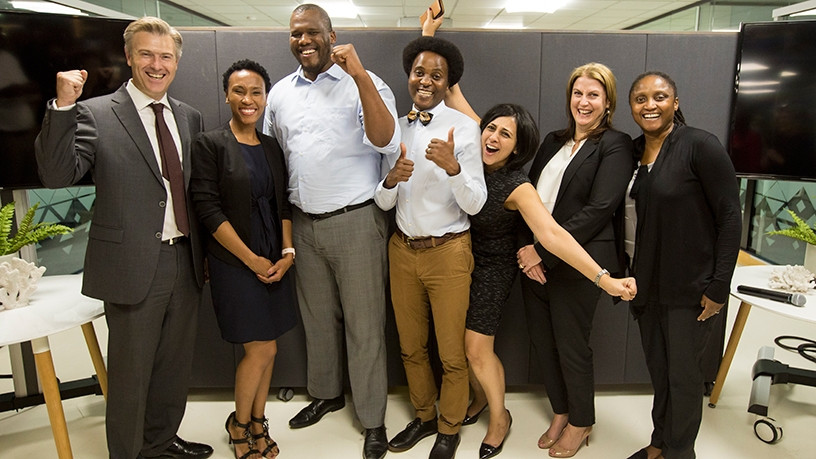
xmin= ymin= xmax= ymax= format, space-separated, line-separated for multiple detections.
xmin=2 ymin=294 xmax=815 ymax=458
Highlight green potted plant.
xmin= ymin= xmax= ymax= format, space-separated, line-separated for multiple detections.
xmin=1 ymin=202 xmax=73 ymax=258
xmin=767 ymin=209 xmax=816 ymax=272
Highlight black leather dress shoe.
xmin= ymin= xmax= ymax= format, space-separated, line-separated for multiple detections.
xmin=387 ymin=417 xmax=438 ymax=452
xmin=288 ymin=395 xmax=345 ymax=429
xmin=155 ymin=437 xmax=213 ymax=458
xmin=364 ymin=426 xmax=388 ymax=459
xmin=429 ymin=433 xmax=460 ymax=459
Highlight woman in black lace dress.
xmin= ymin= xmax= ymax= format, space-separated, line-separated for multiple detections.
xmin=456 ymin=102 xmax=637 ymax=459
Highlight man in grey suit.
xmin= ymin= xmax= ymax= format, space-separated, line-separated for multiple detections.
xmin=35 ymin=17 xmax=212 ymax=459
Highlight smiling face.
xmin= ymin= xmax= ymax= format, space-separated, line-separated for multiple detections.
xmin=289 ymin=9 xmax=336 ymax=81
xmin=629 ymin=74 xmax=678 ymax=137
xmin=570 ymin=75 xmax=609 ymax=138
xmin=481 ymin=116 xmax=518 ymax=172
xmin=226 ymin=69 xmax=266 ymax=128
xmin=408 ymin=51 xmax=449 ymax=111
xmin=125 ymin=31 xmax=178 ymax=100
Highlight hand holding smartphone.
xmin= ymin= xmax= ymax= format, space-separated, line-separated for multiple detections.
xmin=419 ymin=0 xmax=445 ymax=24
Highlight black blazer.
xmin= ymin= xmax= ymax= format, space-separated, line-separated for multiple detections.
xmin=521 ymin=128 xmax=634 ymax=279
xmin=190 ymin=124 xmax=291 ymax=268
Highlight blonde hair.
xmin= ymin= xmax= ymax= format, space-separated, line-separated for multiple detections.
xmin=560 ymin=62 xmax=617 ymax=140
xmin=123 ymin=16 xmax=183 ymax=59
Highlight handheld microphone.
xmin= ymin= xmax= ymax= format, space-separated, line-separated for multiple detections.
xmin=737 ymin=285 xmax=807 ymax=307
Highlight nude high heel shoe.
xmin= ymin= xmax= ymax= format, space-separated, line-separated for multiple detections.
xmin=548 ymin=426 xmax=591 ymax=458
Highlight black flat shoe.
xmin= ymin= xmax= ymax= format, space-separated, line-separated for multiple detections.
xmin=429 ymin=432 xmax=460 ymax=459
xmin=363 ymin=426 xmax=388 ymax=459
xmin=288 ymin=395 xmax=345 ymax=429
xmin=388 ymin=417 xmax=438 ymax=452
xmin=161 ymin=436 xmax=213 ymax=459
xmin=462 ymin=402 xmax=488 ymax=425
xmin=478 ymin=410 xmax=512 ymax=459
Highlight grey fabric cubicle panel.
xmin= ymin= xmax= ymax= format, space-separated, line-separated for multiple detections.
xmin=170 ymin=30 xmax=221 ymax=131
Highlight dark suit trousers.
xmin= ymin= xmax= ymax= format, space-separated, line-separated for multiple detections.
xmin=637 ymin=302 xmax=715 ymax=459
xmin=104 ymin=241 xmax=201 ymax=458
xmin=522 ymin=275 xmax=600 ymax=427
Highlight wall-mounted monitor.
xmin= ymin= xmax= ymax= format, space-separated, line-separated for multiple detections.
xmin=0 ymin=11 xmax=132 ymax=190
xmin=729 ymin=20 xmax=816 ymax=182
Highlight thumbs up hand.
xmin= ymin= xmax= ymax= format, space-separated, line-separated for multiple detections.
xmin=384 ymin=142 xmax=414 ymax=189
xmin=425 ymin=127 xmax=460 ymax=176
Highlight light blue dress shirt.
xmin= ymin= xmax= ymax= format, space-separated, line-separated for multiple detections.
xmin=375 ymin=101 xmax=487 ymax=238
xmin=263 ymin=64 xmax=400 ymax=214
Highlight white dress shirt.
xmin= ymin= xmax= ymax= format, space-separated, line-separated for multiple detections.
xmin=535 ymin=139 xmax=585 ymax=213
xmin=263 ymin=64 xmax=400 ymax=214
xmin=375 ymin=101 xmax=487 ymax=238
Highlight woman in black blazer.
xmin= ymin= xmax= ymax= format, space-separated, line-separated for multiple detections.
xmin=625 ymin=72 xmax=740 ymax=459
xmin=191 ymin=59 xmax=296 ymax=459
xmin=515 ymin=63 xmax=634 ymax=457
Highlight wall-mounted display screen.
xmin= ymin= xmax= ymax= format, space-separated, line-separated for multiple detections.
xmin=0 ymin=11 xmax=131 ymax=189
xmin=729 ymin=20 xmax=816 ymax=182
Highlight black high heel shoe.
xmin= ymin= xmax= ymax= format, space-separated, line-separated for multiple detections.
xmin=478 ymin=410 xmax=512 ymax=459
xmin=225 ymin=412 xmax=259 ymax=459
xmin=251 ymin=415 xmax=280 ymax=458
xmin=463 ymin=401 xmax=488 ymax=425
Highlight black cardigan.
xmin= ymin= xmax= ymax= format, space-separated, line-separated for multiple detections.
xmin=190 ymin=124 xmax=291 ymax=268
xmin=630 ymin=124 xmax=741 ymax=314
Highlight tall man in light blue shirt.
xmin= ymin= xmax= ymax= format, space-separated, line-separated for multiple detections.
xmin=375 ymin=36 xmax=486 ymax=459
xmin=263 ymin=5 xmax=399 ymax=459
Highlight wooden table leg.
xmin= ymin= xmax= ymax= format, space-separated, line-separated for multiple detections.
xmin=81 ymin=322 xmax=108 ymax=400
xmin=708 ymin=300 xmax=752 ymax=407
xmin=30 ymin=337 xmax=74 ymax=459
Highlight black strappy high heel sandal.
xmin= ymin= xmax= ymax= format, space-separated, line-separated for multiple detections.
xmin=251 ymin=415 xmax=280 ymax=458
xmin=225 ymin=411 xmax=260 ymax=459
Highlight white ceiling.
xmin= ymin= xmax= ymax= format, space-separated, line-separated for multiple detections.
xmin=168 ymin=0 xmax=700 ymax=30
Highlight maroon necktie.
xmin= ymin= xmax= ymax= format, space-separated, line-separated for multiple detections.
xmin=150 ymin=103 xmax=189 ymax=236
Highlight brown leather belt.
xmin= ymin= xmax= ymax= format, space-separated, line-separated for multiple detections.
xmin=305 ymin=199 xmax=374 ymax=221
xmin=395 ymin=228 xmax=467 ymax=250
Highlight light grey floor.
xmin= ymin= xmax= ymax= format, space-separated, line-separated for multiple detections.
xmin=2 ymin=292 xmax=815 ymax=458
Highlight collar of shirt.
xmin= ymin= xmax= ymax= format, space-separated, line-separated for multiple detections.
xmin=125 ymin=79 xmax=171 ymax=111
xmin=293 ymin=63 xmax=344 ymax=86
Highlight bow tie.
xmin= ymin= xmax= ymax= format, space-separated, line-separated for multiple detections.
xmin=407 ymin=110 xmax=433 ymax=126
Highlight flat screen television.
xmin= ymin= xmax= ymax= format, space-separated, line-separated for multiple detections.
xmin=729 ymin=20 xmax=816 ymax=182
xmin=0 ymin=11 xmax=132 ymax=189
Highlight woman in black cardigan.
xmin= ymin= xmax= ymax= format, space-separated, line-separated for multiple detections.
xmin=625 ymin=72 xmax=741 ymax=459
xmin=191 ymin=59 xmax=296 ymax=459
xmin=515 ymin=63 xmax=633 ymax=458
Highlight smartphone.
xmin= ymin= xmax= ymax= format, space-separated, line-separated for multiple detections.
xmin=419 ymin=0 xmax=445 ymax=24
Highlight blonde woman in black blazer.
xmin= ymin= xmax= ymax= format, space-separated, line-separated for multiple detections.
xmin=191 ymin=60 xmax=295 ymax=459
xmin=516 ymin=63 xmax=634 ymax=457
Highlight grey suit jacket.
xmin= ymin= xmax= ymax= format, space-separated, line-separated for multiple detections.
xmin=34 ymin=83 xmax=205 ymax=304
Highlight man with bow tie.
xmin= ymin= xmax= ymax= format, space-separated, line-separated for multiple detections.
xmin=374 ymin=36 xmax=486 ymax=459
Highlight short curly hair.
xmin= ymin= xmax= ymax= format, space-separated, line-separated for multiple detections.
xmin=402 ymin=36 xmax=464 ymax=87
xmin=222 ymin=59 xmax=272 ymax=94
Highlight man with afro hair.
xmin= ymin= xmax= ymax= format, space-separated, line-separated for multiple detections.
xmin=374 ymin=35 xmax=486 ymax=459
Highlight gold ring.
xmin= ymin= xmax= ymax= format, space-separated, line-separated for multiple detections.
xmin=519 ymin=264 xmax=525 ymax=269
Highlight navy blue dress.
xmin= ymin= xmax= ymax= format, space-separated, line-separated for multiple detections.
xmin=208 ymin=143 xmax=297 ymax=343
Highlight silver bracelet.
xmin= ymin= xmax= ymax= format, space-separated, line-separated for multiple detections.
xmin=593 ymin=268 xmax=609 ymax=287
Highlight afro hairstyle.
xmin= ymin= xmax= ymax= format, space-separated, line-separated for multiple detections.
xmin=402 ymin=36 xmax=464 ymax=87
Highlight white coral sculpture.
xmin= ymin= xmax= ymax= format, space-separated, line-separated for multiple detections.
xmin=0 ymin=257 xmax=47 ymax=310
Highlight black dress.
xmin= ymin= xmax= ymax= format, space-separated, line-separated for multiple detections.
xmin=208 ymin=143 xmax=297 ymax=343
xmin=467 ymin=167 xmax=529 ymax=335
